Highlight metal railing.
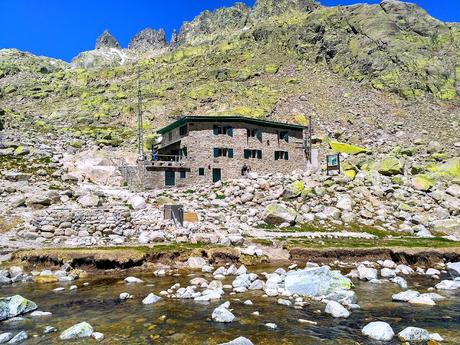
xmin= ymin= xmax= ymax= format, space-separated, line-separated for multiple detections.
xmin=152 ymin=154 xmax=185 ymax=162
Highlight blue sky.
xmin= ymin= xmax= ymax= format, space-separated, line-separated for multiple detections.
xmin=0 ymin=0 xmax=458 ymax=62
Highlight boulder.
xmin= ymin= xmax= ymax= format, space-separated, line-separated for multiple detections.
xmin=324 ymin=300 xmax=349 ymax=318
xmin=408 ymin=296 xmax=435 ymax=306
xmin=262 ymin=204 xmax=298 ymax=225
xmin=6 ymin=331 xmax=27 ymax=344
xmin=218 ymin=337 xmax=254 ymax=345
xmin=0 ymin=295 xmax=37 ymax=321
xmin=398 ymin=327 xmax=431 ymax=342
xmin=447 ymin=262 xmax=460 ymax=278
xmin=60 ymin=322 xmax=93 ymax=340
xmin=412 ymin=174 xmax=435 ymax=191
xmin=284 ymin=267 xmax=352 ymax=297
xmin=212 ymin=303 xmax=235 ymax=323
xmin=128 ymin=196 xmax=146 ymax=210
xmin=283 ymin=181 xmax=304 ymax=198
xmin=142 ymin=293 xmax=161 ymax=305
xmin=187 ymin=256 xmax=208 ymax=269
xmin=392 ymin=290 xmax=420 ymax=302
xmin=357 ymin=265 xmax=377 ymax=281
xmin=124 ymin=276 xmax=143 ymax=284
xmin=77 ymin=194 xmax=100 ymax=208
xmin=336 ymin=194 xmax=353 ymax=211
xmin=432 ymin=219 xmax=460 ymax=237
xmin=0 ymin=333 xmax=13 ymax=343
xmin=362 ymin=321 xmax=394 ymax=341
xmin=378 ymin=156 xmax=403 ymax=176
xmin=446 ymin=184 xmax=460 ymax=198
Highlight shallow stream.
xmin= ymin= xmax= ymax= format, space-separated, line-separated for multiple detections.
xmin=0 ymin=266 xmax=459 ymax=344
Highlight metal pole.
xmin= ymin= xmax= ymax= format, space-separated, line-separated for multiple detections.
xmin=309 ymin=115 xmax=312 ymax=163
xmin=137 ymin=62 xmax=144 ymax=157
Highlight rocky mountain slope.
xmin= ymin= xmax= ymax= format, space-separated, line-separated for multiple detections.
xmin=0 ymin=0 xmax=459 ymax=174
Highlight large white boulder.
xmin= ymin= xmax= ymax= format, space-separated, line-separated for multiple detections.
xmin=357 ymin=265 xmax=378 ymax=281
xmin=128 ymin=195 xmax=146 ymax=210
xmin=398 ymin=327 xmax=431 ymax=342
xmin=59 ymin=322 xmax=93 ymax=340
xmin=392 ymin=290 xmax=420 ymax=302
xmin=362 ymin=321 xmax=394 ymax=341
xmin=447 ymin=262 xmax=460 ymax=278
xmin=325 ymin=300 xmax=350 ymax=318
xmin=284 ymin=267 xmax=352 ymax=297
xmin=0 ymin=295 xmax=37 ymax=321
xmin=212 ymin=302 xmax=235 ymax=323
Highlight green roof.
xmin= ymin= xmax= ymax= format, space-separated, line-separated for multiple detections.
xmin=156 ymin=115 xmax=306 ymax=134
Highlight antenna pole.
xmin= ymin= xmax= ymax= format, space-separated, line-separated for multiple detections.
xmin=137 ymin=62 xmax=144 ymax=157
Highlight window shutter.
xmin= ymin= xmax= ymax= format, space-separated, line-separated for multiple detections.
xmin=257 ymin=150 xmax=262 ymax=159
xmin=213 ymin=148 xmax=220 ymax=157
xmin=274 ymin=151 xmax=279 ymax=160
xmin=227 ymin=127 xmax=233 ymax=137
xmin=228 ymin=148 xmax=234 ymax=158
xmin=244 ymin=150 xmax=250 ymax=159
xmin=213 ymin=126 xmax=219 ymax=135
xmin=285 ymin=151 xmax=289 ymax=160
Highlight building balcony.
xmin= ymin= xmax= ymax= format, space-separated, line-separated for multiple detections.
xmin=143 ymin=155 xmax=190 ymax=169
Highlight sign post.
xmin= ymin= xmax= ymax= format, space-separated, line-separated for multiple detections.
xmin=326 ymin=154 xmax=340 ymax=175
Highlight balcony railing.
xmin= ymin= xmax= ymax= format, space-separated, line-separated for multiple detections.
xmin=152 ymin=154 xmax=184 ymax=162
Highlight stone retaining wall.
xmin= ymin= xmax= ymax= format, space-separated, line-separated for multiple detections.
xmin=21 ymin=207 xmax=136 ymax=242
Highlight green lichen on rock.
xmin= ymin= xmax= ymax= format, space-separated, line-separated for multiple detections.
xmin=283 ymin=181 xmax=304 ymax=198
xmin=329 ymin=141 xmax=367 ymax=155
xmin=378 ymin=156 xmax=403 ymax=176
xmin=412 ymin=174 xmax=435 ymax=191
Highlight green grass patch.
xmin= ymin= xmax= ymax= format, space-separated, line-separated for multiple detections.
xmin=283 ymin=236 xmax=459 ymax=249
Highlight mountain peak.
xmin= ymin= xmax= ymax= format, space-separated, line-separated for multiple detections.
xmin=95 ymin=30 xmax=121 ymax=50
xmin=128 ymin=28 xmax=167 ymax=51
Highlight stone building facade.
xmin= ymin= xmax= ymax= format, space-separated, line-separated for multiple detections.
xmin=124 ymin=116 xmax=308 ymax=189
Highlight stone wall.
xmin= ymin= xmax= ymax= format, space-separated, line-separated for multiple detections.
xmin=20 ymin=207 xmax=136 ymax=243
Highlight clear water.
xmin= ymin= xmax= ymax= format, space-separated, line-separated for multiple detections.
xmin=0 ymin=267 xmax=459 ymax=344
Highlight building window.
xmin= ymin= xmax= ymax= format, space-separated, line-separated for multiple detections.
xmin=180 ymin=147 xmax=187 ymax=158
xmin=275 ymin=151 xmax=289 ymax=160
xmin=213 ymin=148 xmax=234 ymax=158
xmin=279 ymin=131 xmax=289 ymax=142
xmin=244 ymin=149 xmax=262 ymax=159
xmin=198 ymin=168 xmax=205 ymax=176
xmin=247 ymin=128 xmax=262 ymax=141
xmin=179 ymin=125 xmax=188 ymax=136
xmin=180 ymin=171 xmax=186 ymax=178
xmin=213 ymin=125 xmax=233 ymax=137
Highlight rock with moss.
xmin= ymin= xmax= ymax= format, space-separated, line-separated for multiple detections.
xmin=262 ymin=203 xmax=298 ymax=225
xmin=283 ymin=181 xmax=304 ymax=198
xmin=412 ymin=174 xmax=435 ymax=191
xmin=60 ymin=322 xmax=93 ymax=340
xmin=0 ymin=295 xmax=38 ymax=321
xmin=13 ymin=146 xmax=29 ymax=156
xmin=329 ymin=141 xmax=367 ymax=155
xmin=378 ymin=156 xmax=403 ymax=176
